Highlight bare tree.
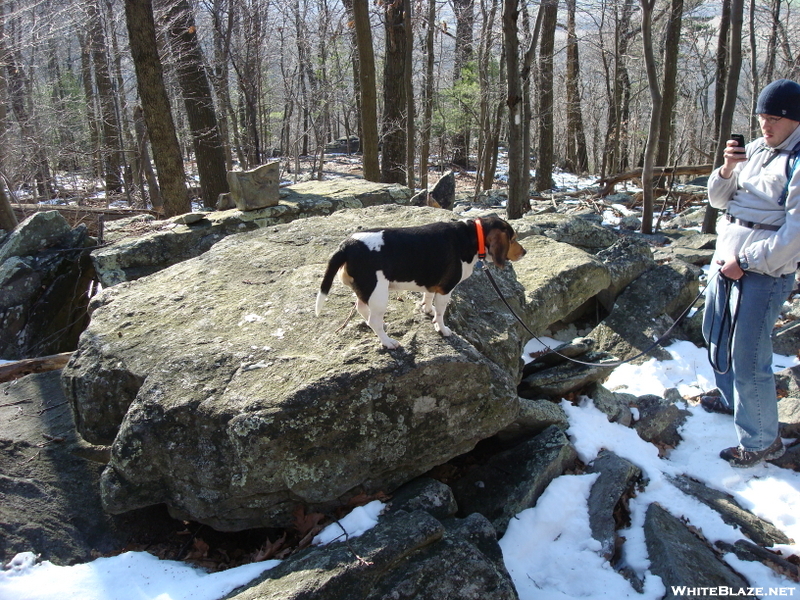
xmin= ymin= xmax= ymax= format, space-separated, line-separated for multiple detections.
xmin=564 ymin=0 xmax=588 ymax=174
xmin=656 ymin=0 xmax=683 ymax=168
xmin=350 ymin=0 xmax=380 ymax=181
xmin=162 ymin=0 xmax=228 ymax=209
xmin=124 ymin=0 xmax=190 ymax=216
xmin=503 ymin=0 xmax=525 ymax=218
xmin=381 ymin=0 xmax=407 ymax=185
xmin=703 ymin=0 xmax=744 ymax=234
xmin=639 ymin=0 xmax=661 ymax=235
xmin=533 ymin=0 xmax=557 ymax=193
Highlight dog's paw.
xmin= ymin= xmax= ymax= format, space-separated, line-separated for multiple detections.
xmin=382 ymin=337 xmax=401 ymax=349
xmin=435 ymin=324 xmax=453 ymax=337
xmin=416 ymin=300 xmax=434 ymax=315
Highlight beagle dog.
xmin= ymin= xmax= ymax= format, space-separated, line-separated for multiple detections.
xmin=316 ymin=216 xmax=526 ymax=348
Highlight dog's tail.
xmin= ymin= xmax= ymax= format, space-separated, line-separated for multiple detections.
xmin=316 ymin=249 xmax=347 ymax=316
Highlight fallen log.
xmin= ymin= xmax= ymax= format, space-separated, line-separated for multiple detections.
xmin=0 ymin=352 xmax=73 ymax=384
xmin=596 ymin=164 xmax=713 ymax=196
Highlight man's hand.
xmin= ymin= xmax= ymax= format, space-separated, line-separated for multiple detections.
xmin=718 ymin=139 xmax=747 ymax=179
xmin=717 ymin=256 xmax=744 ymax=280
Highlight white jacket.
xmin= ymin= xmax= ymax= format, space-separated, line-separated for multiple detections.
xmin=707 ymin=124 xmax=800 ymax=277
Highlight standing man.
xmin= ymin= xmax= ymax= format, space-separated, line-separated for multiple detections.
xmin=703 ymin=79 xmax=800 ymax=467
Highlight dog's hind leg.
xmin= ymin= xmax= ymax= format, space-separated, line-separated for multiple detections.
xmin=431 ymin=293 xmax=453 ymax=337
xmin=366 ymin=285 xmax=400 ymax=349
xmin=418 ymin=292 xmax=435 ymax=315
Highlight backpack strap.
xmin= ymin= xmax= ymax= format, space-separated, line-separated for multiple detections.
xmin=779 ymin=139 xmax=800 ymax=206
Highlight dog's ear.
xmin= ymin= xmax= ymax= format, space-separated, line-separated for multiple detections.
xmin=485 ymin=227 xmax=510 ymax=267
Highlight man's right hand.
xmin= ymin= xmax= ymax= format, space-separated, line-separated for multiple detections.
xmin=719 ymin=139 xmax=748 ymax=179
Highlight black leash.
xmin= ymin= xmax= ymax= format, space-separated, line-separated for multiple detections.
xmin=705 ymin=274 xmax=741 ymax=375
xmin=478 ymin=261 xmax=722 ymax=369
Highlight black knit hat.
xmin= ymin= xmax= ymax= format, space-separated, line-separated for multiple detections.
xmin=755 ymin=79 xmax=800 ymax=121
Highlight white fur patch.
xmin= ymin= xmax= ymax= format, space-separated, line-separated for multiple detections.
xmin=352 ymin=231 xmax=385 ymax=251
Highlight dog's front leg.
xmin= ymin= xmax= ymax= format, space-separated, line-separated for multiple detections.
xmin=432 ymin=293 xmax=453 ymax=337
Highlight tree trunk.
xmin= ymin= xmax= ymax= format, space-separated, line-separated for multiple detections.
xmin=713 ymin=0 xmax=731 ymax=139
xmin=602 ymin=0 xmax=634 ymax=178
xmin=640 ymin=0 xmax=662 ymax=235
xmin=451 ymin=0 xmax=474 ymax=168
xmin=351 ymin=0 xmax=380 ymax=181
xmin=133 ymin=105 xmax=163 ymax=212
xmin=381 ymin=0 xmax=407 ymax=185
xmin=564 ymin=0 xmax=588 ymax=174
xmin=534 ymin=0 xmax=556 ymax=193
xmin=87 ymin=0 xmax=123 ymax=196
xmin=474 ymin=0 xmax=498 ymax=194
xmin=77 ymin=31 xmax=103 ymax=181
xmin=503 ymin=0 xmax=525 ymax=219
xmin=162 ymin=0 xmax=228 ymax=209
xmin=0 ymin=8 xmax=18 ymax=232
xmin=124 ymin=0 xmax=189 ymax=217
xmin=420 ymin=0 xmax=436 ymax=191
xmin=655 ymin=0 xmax=683 ymax=168
xmin=703 ymin=0 xmax=744 ymax=234
xmin=404 ymin=0 xmax=416 ymax=188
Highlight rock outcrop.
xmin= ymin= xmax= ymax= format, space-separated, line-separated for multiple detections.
xmin=0 ymin=211 xmax=95 ymax=360
xmin=91 ymin=179 xmax=413 ymax=287
xmin=63 ymin=205 xmax=526 ymax=530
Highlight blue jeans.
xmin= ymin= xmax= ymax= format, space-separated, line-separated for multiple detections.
xmin=702 ymin=270 xmax=794 ymax=451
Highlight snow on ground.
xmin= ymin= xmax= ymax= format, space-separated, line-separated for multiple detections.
xmin=2 ymin=342 xmax=799 ymax=600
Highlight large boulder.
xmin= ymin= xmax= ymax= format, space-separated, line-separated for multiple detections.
xmin=514 ymin=235 xmax=611 ymax=334
xmin=62 ymin=205 xmax=526 ymax=531
xmin=0 ymin=211 xmax=95 ymax=359
xmin=91 ymin=179 xmax=413 ymax=287
xmin=590 ymin=261 xmax=701 ymax=362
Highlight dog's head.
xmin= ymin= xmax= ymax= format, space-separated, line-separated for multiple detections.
xmin=480 ymin=217 xmax=527 ymax=267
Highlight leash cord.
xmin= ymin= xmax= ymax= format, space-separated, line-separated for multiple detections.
xmin=705 ymin=274 xmax=740 ymax=375
xmin=479 ymin=263 xmax=721 ymax=369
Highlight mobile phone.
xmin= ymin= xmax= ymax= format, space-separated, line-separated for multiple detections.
xmin=730 ymin=134 xmax=745 ymax=148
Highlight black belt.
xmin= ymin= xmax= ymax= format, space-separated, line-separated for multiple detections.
xmin=725 ymin=213 xmax=781 ymax=231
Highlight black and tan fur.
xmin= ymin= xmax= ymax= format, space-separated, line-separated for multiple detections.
xmin=315 ymin=217 xmax=526 ymax=348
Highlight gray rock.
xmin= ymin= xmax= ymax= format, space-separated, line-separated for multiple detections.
xmin=590 ymin=261 xmax=701 ymax=362
xmin=584 ymin=382 xmax=634 ymax=426
xmin=778 ymin=396 xmax=800 ymax=438
xmin=0 ymin=211 xmax=73 ymax=264
xmin=228 ymin=162 xmax=280 ymax=210
xmin=387 ymin=478 xmax=458 ymax=521
xmin=619 ymin=215 xmax=642 ymax=230
xmin=0 ymin=371 xmax=173 ymax=565
xmin=497 ymin=398 xmax=569 ymax=441
xmin=644 ymin=502 xmax=750 ymax=598
xmin=0 ymin=224 xmax=94 ymax=359
xmin=775 ymin=365 xmax=800 ymax=399
xmin=663 ymin=206 xmax=707 ymax=229
xmin=225 ymin=509 xmax=518 ymax=600
xmin=586 ymin=450 xmax=642 ymax=560
xmin=518 ymin=351 xmax=617 ymax=399
xmin=595 ymin=236 xmax=656 ymax=312
xmin=514 ymin=235 xmax=611 ymax=334
xmin=429 ymin=171 xmax=456 ymax=210
xmin=537 ymin=215 xmax=619 ymax=250
xmin=654 ymin=245 xmax=716 ymax=266
xmin=716 ymin=539 xmax=799 ymax=581
xmin=770 ymin=441 xmax=800 ymax=471
xmin=632 ymin=395 xmax=690 ymax=449
xmin=669 ymin=474 xmax=791 ymax=547
xmin=63 ymin=205 xmax=523 ymax=530
xmin=773 ymin=320 xmax=800 ymax=358
xmin=450 ymin=426 xmax=577 ymax=536
xmin=522 ymin=336 xmax=595 ymax=369
xmin=91 ymin=179 xmax=414 ymax=286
